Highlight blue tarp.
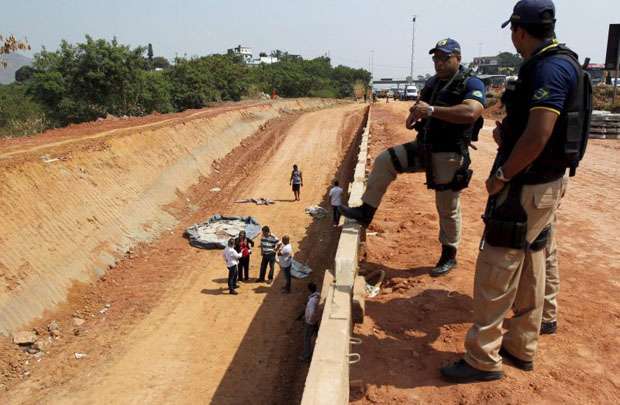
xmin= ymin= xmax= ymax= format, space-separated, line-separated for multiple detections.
xmin=184 ymin=215 xmax=261 ymax=249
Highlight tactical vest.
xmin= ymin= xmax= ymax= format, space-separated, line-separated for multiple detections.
xmin=501 ymin=43 xmax=587 ymax=184
xmin=419 ymin=67 xmax=482 ymax=153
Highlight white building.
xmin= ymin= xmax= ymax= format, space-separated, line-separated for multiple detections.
xmin=228 ymin=45 xmax=253 ymax=64
xmin=248 ymin=55 xmax=279 ymax=65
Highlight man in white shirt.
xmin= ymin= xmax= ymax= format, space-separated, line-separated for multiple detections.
xmin=277 ymin=235 xmax=293 ymax=293
xmin=328 ymin=180 xmax=344 ymax=227
xmin=223 ymin=238 xmax=242 ymax=295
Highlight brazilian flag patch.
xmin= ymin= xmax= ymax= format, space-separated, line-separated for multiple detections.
xmin=533 ymin=87 xmax=550 ymax=101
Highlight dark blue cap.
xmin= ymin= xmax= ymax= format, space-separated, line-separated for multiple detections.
xmin=501 ymin=0 xmax=556 ymax=28
xmin=428 ymin=38 xmax=461 ymax=55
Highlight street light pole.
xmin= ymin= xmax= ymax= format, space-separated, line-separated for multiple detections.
xmin=410 ymin=15 xmax=416 ymax=82
xmin=371 ymin=49 xmax=374 ymax=79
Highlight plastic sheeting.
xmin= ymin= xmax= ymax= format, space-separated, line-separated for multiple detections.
xmin=290 ymin=259 xmax=312 ymax=279
xmin=305 ymin=205 xmax=328 ymax=219
xmin=185 ymin=215 xmax=261 ymax=249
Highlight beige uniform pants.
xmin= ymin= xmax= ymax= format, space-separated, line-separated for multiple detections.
xmin=362 ymin=142 xmax=463 ymax=248
xmin=542 ymin=218 xmax=559 ymax=323
xmin=464 ymin=176 xmax=567 ymax=372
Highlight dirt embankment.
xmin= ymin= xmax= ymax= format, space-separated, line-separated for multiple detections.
xmin=0 ymin=100 xmax=367 ymax=404
xmin=0 ymin=98 xmax=341 ymax=336
xmin=351 ymin=102 xmax=620 ymax=404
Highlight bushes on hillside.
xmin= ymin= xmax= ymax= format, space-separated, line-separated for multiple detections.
xmin=0 ymin=36 xmax=371 ymax=137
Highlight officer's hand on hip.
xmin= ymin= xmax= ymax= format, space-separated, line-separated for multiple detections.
xmin=492 ymin=121 xmax=503 ymax=147
xmin=485 ymin=176 xmax=505 ymax=196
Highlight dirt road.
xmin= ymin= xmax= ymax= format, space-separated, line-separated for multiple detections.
xmin=1 ymin=102 xmax=367 ymax=404
xmin=351 ymin=102 xmax=620 ymax=404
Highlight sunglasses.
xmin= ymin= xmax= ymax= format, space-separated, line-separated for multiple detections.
xmin=432 ymin=53 xmax=453 ymax=63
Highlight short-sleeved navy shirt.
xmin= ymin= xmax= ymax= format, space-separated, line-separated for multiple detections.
xmin=529 ymin=55 xmax=578 ymax=114
xmin=463 ymin=76 xmax=487 ymax=106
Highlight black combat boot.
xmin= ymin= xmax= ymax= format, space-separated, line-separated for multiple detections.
xmin=540 ymin=321 xmax=557 ymax=335
xmin=440 ymin=359 xmax=504 ymax=383
xmin=339 ymin=203 xmax=377 ymax=227
xmin=430 ymin=245 xmax=457 ymax=277
xmin=499 ymin=347 xmax=534 ymax=371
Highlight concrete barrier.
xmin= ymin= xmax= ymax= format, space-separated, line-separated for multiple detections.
xmin=301 ymin=105 xmax=371 ymax=405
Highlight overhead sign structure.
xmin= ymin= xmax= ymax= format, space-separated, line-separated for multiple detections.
xmin=605 ymin=24 xmax=620 ymax=70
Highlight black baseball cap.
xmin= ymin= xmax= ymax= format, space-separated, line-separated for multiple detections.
xmin=501 ymin=0 xmax=556 ymax=28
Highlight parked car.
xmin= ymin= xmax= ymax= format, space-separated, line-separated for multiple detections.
xmin=404 ymin=85 xmax=418 ymax=101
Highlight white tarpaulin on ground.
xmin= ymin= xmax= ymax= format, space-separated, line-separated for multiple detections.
xmin=291 ymin=259 xmax=312 ymax=279
xmin=184 ymin=215 xmax=261 ymax=249
xmin=305 ymin=205 xmax=327 ymax=219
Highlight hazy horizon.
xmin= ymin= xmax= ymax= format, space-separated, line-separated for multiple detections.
xmin=2 ymin=1 xmax=618 ymax=79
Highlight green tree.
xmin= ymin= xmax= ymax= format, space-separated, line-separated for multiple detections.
xmin=28 ymin=36 xmax=149 ymax=123
xmin=152 ymin=56 xmax=170 ymax=69
xmin=15 ymin=65 xmax=35 ymax=82
xmin=497 ymin=52 xmax=522 ymax=68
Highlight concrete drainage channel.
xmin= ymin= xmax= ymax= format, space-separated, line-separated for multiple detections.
xmin=301 ymin=106 xmax=371 ymax=405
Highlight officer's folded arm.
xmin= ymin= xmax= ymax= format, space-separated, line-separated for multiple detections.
xmin=501 ymin=108 xmax=559 ymax=179
xmin=430 ymin=99 xmax=484 ymax=125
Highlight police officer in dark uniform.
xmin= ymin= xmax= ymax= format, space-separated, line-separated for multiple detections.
xmin=340 ymin=38 xmax=486 ymax=277
xmin=441 ymin=0 xmax=589 ymax=382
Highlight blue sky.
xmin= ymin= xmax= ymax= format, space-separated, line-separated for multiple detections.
xmin=2 ymin=0 xmax=617 ymax=79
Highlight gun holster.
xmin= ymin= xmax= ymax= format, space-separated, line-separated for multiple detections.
xmin=528 ymin=225 xmax=551 ymax=252
xmin=483 ymin=183 xmax=528 ymax=250
xmin=448 ymin=166 xmax=473 ymax=192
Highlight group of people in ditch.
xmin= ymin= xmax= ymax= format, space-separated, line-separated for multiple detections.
xmin=221 ymin=165 xmax=332 ymax=361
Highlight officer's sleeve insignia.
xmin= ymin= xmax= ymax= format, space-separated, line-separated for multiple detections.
xmin=533 ymin=87 xmax=550 ymax=101
xmin=472 ymin=90 xmax=483 ymax=99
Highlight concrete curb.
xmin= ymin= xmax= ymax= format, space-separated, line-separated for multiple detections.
xmin=301 ymin=105 xmax=371 ymax=405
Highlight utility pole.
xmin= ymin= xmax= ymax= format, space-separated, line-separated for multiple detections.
xmin=371 ymin=49 xmax=374 ymax=79
xmin=410 ymin=15 xmax=416 ymax=82
xmin=613 ymin=37 xmax=620 ymax=105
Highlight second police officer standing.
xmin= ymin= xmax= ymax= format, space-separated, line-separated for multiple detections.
xmin=441 ymin=0 xmax=591 ymax=382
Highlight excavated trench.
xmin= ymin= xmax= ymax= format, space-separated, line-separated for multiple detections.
xmin=0 ymin=98 xmax=342 ymax=335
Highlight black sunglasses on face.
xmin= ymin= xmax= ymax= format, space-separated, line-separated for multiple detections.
xmin=432 ymin=53 xmax=453 ymax=63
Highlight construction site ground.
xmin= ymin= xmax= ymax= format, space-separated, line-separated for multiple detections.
xmin=0 ymin=101 xmax=367 ymax=404
xmin=350 ymin=102 xmax=620 ymax=404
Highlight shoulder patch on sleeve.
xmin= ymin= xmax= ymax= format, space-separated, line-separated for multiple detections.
xmin=533 ymin=87 xmax=551 ymax=101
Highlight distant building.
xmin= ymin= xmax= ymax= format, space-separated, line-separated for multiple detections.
xmin=472 ymin=56 xmax=501 ymax=75
xmin=228 ymin=45 xmax=253 ymax=64
xmin=586 ymin=63 xmax=606 ymax=85
xmin=248 ymin=55 xmax=279 ymax=65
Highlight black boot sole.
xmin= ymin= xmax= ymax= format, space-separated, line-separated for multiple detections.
xmin=499 ymin=347 xmax=533 ymax=371
xmin=338 ymin=206 xmax=371 ymax=226
xmin=440 ymin=370 xmax=504 ymax=383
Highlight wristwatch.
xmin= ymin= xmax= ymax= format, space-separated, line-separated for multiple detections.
xmin=427 ymin=105 xmax=434 ymax=117
xmin=494 ymin=167 xmax=510 ymax=182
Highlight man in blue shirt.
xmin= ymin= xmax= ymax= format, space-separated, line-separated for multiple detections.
xmin=441 ymin=0 xmax=582 ymax=383
xmin=340 ymin=38 xmax=486 ymax=277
